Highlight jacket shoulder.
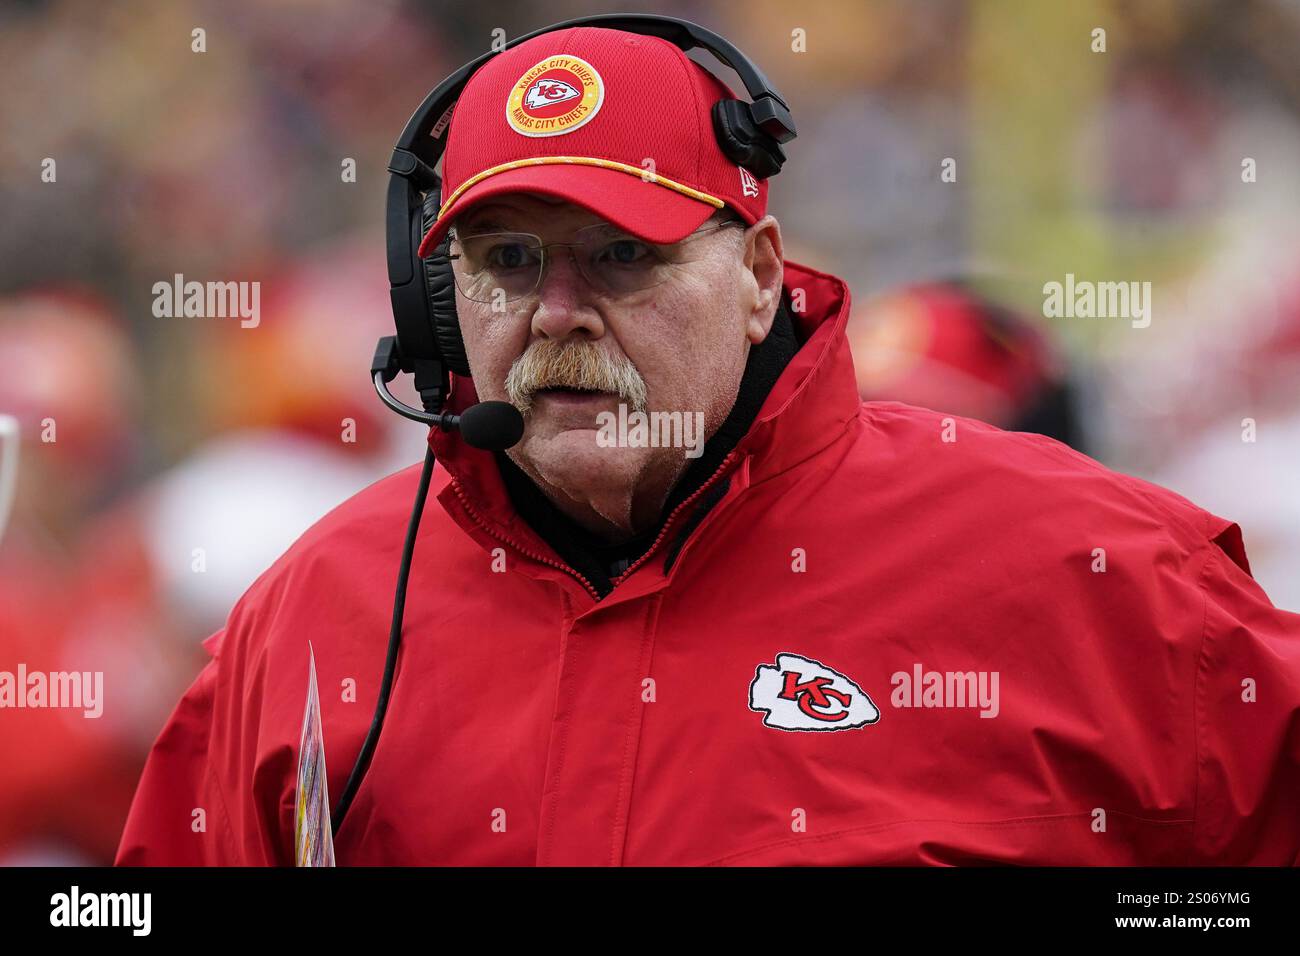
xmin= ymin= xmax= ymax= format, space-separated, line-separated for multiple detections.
xmin=856 ymin=400 xmax=1245 ymax=565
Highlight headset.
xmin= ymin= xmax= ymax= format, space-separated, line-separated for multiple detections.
xmin=372 ymin=12 xmax=797 ymax=420
xmin=338 ymin=13 xmax=797 ymax=839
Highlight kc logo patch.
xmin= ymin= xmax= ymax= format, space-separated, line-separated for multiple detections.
xmin=506 ymin=55 xmax=604 ymax=138
xmin=749 ymin=653 xmax=880 ymax=732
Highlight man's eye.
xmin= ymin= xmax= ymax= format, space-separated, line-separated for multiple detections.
xmin=599 ymin=239 xmax=653 ymax=267
xmin=487 ymin=243 xmax=536 ymax=270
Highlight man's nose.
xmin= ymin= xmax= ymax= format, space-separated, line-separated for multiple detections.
xmin=530 ymin=245 xmax=604 ymax=342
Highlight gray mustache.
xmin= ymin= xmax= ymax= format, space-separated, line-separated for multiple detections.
xmin=505 ymin=340 xmax=647 ymax=414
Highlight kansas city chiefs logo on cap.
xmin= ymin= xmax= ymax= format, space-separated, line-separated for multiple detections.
xmin=507 ymin=55 xmax=604 ymax=137
xmin=524 ymin=78 xmax=580 ymax=110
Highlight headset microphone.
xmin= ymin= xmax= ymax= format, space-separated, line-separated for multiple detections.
xmin=370 ymin=334 xmax=524 ymax=448
xmin=454 ymin=401 xmax=526 ymax=451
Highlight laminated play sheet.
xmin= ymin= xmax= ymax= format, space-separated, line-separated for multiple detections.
xmin=294 ymin=643 xmax=336 ymax=867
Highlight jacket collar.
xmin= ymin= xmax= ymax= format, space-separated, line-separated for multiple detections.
xmin=427 ymin=258 xmax=858 ymax=555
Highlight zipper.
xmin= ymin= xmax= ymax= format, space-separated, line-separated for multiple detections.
xmin=449 ymin=478 xmax=603 ymax=602
xmin=608 ymin=450 xmax=742 ymax=589
xmin=450 ymin=448 xmax=743 ymax=600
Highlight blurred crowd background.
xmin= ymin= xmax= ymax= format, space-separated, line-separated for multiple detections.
xmin=1 ymin=0 xmax=1297 ymax=864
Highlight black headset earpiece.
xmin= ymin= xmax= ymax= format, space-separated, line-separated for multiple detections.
xmin=712 ymin=99 xmax=786 ymax=179
xmin=377 ymin=13 xmax=796 ymax=420
xmin=420 ymin=183 xmax=472 ymax=379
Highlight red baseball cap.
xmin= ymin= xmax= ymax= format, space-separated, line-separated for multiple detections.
xmin=416 ymin=25 xmax=769 ymax=258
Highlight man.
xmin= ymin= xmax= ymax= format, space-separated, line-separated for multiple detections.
xmin=117 ymin=25 xmax=1299 ymax=866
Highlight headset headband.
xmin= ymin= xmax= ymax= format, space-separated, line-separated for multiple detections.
xmin=390 ymin=13 xmax=795 ymax=175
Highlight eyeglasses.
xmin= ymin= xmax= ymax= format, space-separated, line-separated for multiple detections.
xmin=439 ymin=218 xmax=745 ymax=304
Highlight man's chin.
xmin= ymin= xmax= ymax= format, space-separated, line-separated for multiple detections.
xmin=521 ymin=429 xmax=647 ymax=485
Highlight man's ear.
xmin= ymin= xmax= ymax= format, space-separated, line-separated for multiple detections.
xmin=742 ymin=215 xmax=784 ymax=344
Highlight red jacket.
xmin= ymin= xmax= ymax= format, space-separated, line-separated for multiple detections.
xmin=117 ymin=260 xmax=1300 ymax=865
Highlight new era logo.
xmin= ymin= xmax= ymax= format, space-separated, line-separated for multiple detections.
xmin=739 ymin=167 xmax=759 ymax=198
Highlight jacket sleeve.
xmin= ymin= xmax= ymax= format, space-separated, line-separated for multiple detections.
xmin=115 ymin=629 xmax=247 ymax=865
xmin=1191 ymin=527 xmax=1300 ymax=864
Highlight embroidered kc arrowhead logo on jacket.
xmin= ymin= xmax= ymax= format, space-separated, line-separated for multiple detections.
xmin=750 ymin=652 xmax=881 ymax=731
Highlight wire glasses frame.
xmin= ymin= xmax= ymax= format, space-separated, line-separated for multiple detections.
xmin=440 ymin=217 xmax=747 ymax=304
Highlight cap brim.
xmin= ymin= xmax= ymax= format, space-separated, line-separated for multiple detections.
xmin=416 ymin=163 xmax=722 ymax=258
